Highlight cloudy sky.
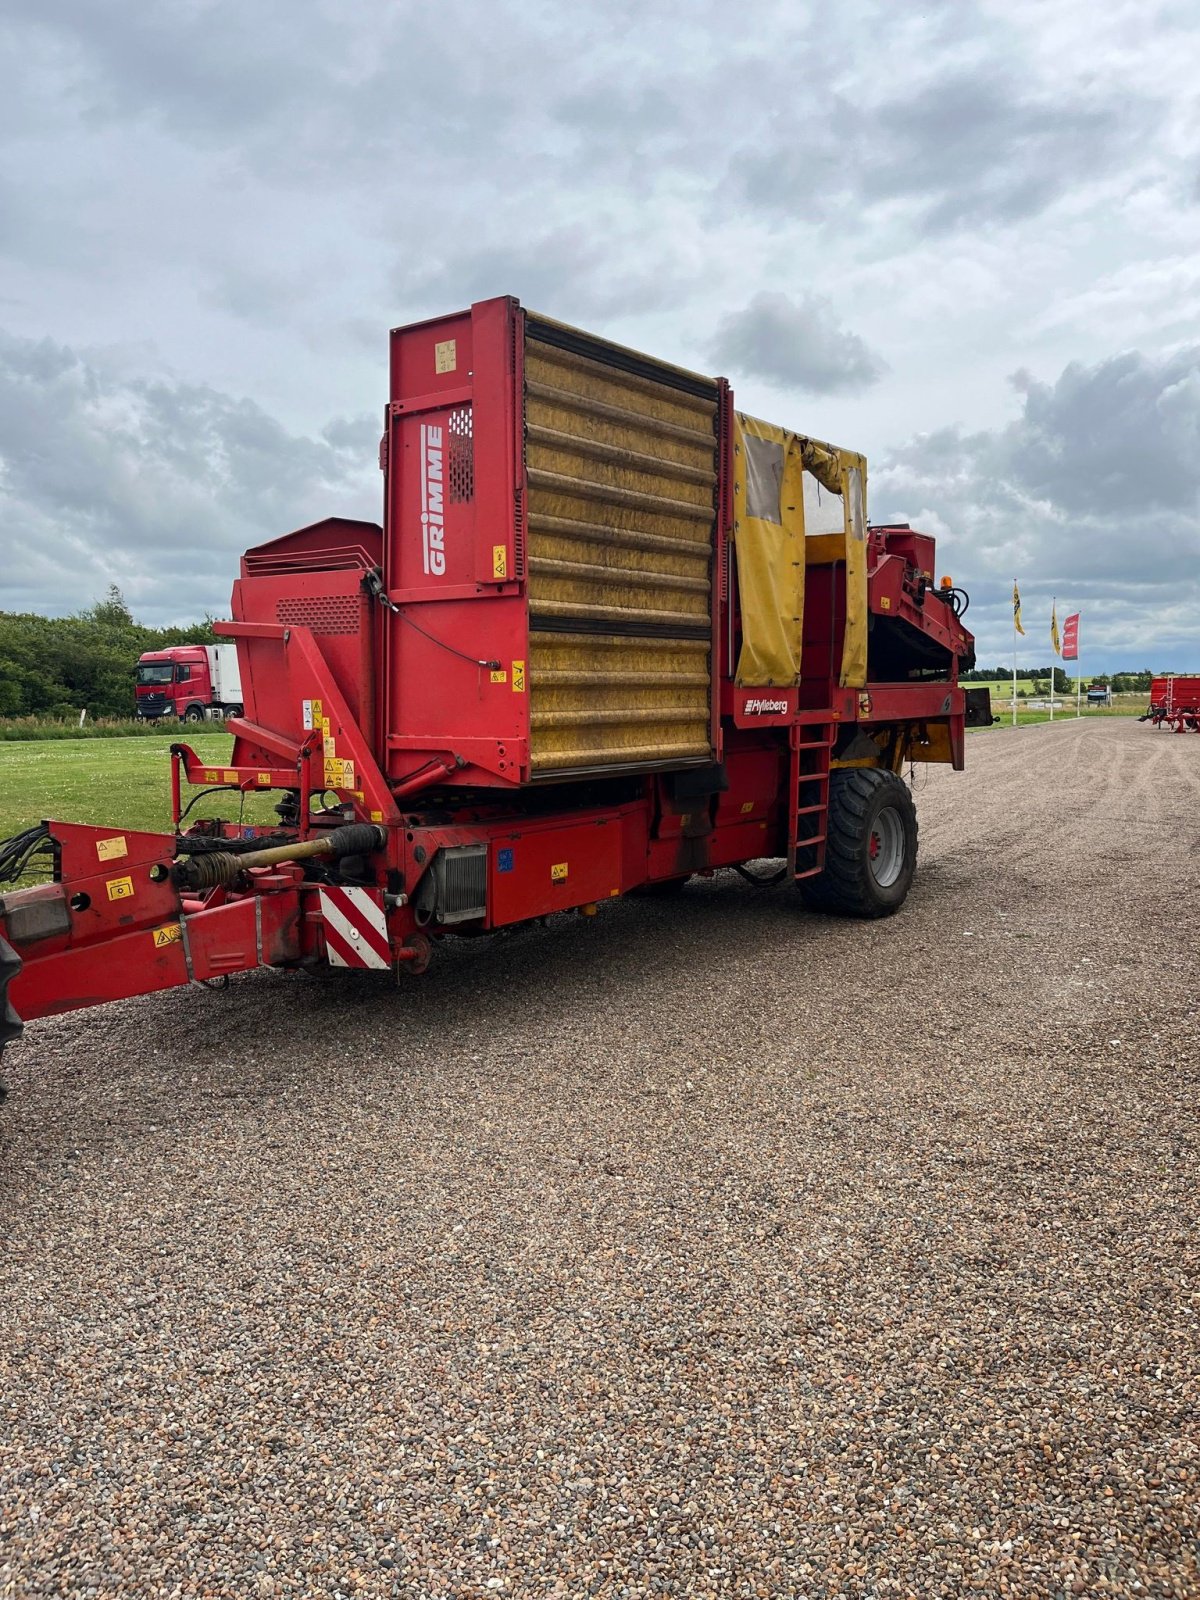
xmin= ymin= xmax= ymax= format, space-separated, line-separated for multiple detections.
xmin=2 ymin=0 xmax=1198 ymax=670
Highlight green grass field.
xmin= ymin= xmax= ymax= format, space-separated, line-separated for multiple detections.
xmin=968 ymin=678 xmax=1040 ymax=696
xmin=0 ymin=733 xmax=280 ymax=841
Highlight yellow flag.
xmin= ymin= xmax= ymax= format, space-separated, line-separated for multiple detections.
xmin=1050 ymin=599 xmax=1061 ymax=657
xmin=1013 ymin=581 xmax=1025 ymax=636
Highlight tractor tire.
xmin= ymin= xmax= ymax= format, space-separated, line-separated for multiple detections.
xmin=182 ymin=705 xmax=206 ymax=724
xmin=799 ymin=768 xmax=918 ymax=918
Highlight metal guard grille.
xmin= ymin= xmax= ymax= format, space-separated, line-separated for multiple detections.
xmin=275 ymin=596 xmax=360 ymax=636
xmin=431 ymin=844 xmax=487 ymax=924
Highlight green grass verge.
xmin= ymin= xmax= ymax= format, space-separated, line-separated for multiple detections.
xmin=966 ymin=679 xmax=1041 ymax=696
xmin=0 ymin=717 xmax=189 ymax=741
xmin=0 ymin=734 xmax=279 ymax=840
xmin=974 ymin=707 xmax=1142 ymax=730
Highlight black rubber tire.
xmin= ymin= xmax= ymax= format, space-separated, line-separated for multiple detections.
xmin=182 ymin=705 xmax=205 ymax=724
xmin=799 ymin=768 xmax=918 ymax=918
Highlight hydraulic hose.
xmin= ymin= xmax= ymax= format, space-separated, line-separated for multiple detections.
xmin=171 ymin=823 xmax=387 ymax=892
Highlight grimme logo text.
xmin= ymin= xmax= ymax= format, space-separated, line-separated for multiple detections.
xmin=420 ymin=423 xmax=445 ymax=576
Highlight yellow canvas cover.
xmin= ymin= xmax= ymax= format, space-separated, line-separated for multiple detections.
xmin=839 ymin=454 xmax=868 ymax=689
xmin=732 ymin=413 xmax=806 ymax=685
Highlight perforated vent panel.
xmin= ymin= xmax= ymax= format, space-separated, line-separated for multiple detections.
xmin=448 ymin=405 xmax=474 ymax=504
xmin=276 ymin=595 xmax=360 ymax=635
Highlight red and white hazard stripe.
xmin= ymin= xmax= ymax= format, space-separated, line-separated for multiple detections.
xmin=318 ymin=887 xmax=391 ymax=969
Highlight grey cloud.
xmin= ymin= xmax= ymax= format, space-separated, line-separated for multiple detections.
xmin=6 ymin=0 xmax=344 ymax=145
xmin=731 ymin=57 xmax=1157 ymax=235
xmin=1 ymin=2 xmax=1174 ymax=247
xmin=864 ymin=70 xmax=1132 ymax=231
xmin=394 ymin=228 xmax=701 ymax=327
xmin=1004 ymin=352 xmax=1200 ymax=515
xmin=3 ymin=0 xmax=563 ymax=181
xmin=0 ymin=329 xmax=379 ymax=622
xmin=873 ymin=346 xmax=1200 ymax=665
xmin=709 ymin=292 xmax=886 ymax=396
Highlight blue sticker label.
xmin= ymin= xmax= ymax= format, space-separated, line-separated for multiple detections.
xmin=497 ymin=847 xmax=514 ymax=873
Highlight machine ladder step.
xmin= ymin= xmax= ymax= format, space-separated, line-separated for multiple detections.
xmin=787 ymin=723 xmax=834 ymax=879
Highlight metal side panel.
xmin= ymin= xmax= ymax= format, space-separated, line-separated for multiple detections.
xmin=523 ymin=316 xmax=719 ymax=776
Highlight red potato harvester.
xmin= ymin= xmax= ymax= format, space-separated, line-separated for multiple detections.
xmin=0 ymin=297 xmax=991 ymax=1078
xmin=1138 ymin=676 xmax=1200 ymax=732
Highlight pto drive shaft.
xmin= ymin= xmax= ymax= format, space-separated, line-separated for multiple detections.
xmin=171 ymin=823 xmax=387 ymax=892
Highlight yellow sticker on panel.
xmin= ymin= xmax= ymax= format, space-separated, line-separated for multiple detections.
xmin=435 ymin=339 xmax=457 ymax=374
xmin=223 ymin=770 xmax=237 ymax=784
xmin=490 ymin=670 xmax=507 ymax=684
xmin=107 ymin=875 xmax=135 ymax=902
xmin=257 ymin=772 xmax=271 ymax=786
xmin=492 ymin=545 xmax=508 ymax=580
xmin=153 ymin=924 xmax=182 ymax=948
xmin=512 ymin=660 xmax=526 ymax=693
xmin=96 ymin=835 xmax=127 ymax=862
xmin=551 ymin=862 xmax=568 ymax=882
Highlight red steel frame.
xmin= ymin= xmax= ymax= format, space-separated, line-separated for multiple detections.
xmin=1 ymin=298 xmax=982 ymax=1042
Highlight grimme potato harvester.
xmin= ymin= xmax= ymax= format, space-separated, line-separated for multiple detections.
xmin=0 ymin=297 xmax=989 ymax=1070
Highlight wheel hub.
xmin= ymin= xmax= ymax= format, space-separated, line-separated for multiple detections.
xmin=867 ymin=807 xmax=905 ymax=888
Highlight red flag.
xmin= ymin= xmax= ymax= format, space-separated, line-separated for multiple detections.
xmin=1061 ymin=613 xmax=1080 ymax=660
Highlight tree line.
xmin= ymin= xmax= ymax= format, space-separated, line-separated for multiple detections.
xmin=961 ymin=666 xmax=1158 ymax=693
xmin=0 ymin=587 xmax=216 ymax=720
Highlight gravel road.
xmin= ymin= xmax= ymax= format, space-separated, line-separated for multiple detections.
xmin=2 ymin=717 xmax=1197 ymax=1599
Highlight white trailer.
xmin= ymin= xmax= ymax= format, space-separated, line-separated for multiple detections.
xmin=205 ymin=645 xmax=243 ymax=710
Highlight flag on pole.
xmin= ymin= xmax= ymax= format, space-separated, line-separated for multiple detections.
xmin=1013 ymin=581 xmax=1025 ymax=635
xmin=1050 ymin=600 xmax=1061 ymax=656
xmin=1062 ymin=612 xmax=1079 ymax=660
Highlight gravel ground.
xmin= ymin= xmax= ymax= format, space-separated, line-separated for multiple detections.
xmin=1 ymin=716 xmax=1197 ymax=1599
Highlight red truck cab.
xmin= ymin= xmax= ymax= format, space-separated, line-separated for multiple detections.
xmin=134 ymin=645 xmax=243 ymax=723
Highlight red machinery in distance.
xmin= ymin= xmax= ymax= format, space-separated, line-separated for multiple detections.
xmin=0 ymin=297 xmax=990 ymax=1070
xmin=1139 ymin=675 xmax=1200 ymax=732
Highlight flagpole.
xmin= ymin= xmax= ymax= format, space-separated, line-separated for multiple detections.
xmin=1076 ymin=624 xmax=1082 ymax=719
xmin=1012 ymin=579 xmax=1018 ymax=727
xmin=1049 ymin=597 xmax=1055 ymax=723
